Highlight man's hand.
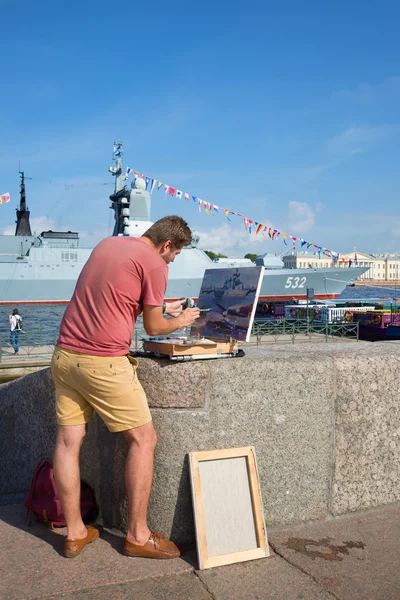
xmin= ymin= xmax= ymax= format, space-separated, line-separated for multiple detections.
xmin=165 ymin=299 xmax=185 ymax=317
xmin=143 ymin=304 xmax=201 ymax=336
xmin=179 ymin=307 xmax=201 ymax=327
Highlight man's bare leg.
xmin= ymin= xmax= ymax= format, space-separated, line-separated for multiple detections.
xmin=123 ymin=421 xmax=157 ymax=545
xmin=53 ymin=424 xmax=87 ymax=539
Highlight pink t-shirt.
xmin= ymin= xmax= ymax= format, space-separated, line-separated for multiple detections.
xmin=57 ymin=237 xmax=167 ymax=356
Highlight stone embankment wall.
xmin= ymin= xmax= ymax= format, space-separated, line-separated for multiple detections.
xmin=1 ymin=341 xmax=399 ymax=542
xmin=354 ymin=280 xmax=400 ymax=288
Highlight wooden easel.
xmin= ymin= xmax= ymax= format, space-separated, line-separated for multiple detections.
xmin=143 ymin=337 xmax=239 ymax=360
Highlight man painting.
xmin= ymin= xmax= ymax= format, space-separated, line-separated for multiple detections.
xmin=51 ymin=216 xmax=200 ymax=559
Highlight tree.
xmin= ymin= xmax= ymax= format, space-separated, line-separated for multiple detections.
xmin=244 ymin=253 xmax=258 ymax=263
xmin=204 ymin=250 xmax=228 ymax=261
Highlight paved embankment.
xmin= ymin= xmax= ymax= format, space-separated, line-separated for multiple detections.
xmin=0 ymin=345 xmax=55 ymax=382
xmin=0 ymin=502 xmax=399 ymax=599
xmin=354 ymin=280 xmax=400 ymax=288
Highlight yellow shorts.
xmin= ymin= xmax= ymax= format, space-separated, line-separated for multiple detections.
xmin=51 ymin=346 xmax=152 ymax=433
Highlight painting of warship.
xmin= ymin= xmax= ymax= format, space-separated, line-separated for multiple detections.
xmin=190 ymin=266 xmax=264 ymax=342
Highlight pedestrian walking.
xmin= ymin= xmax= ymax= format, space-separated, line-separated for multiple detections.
xmin=9 ymin=308 xmax=22 ymax=354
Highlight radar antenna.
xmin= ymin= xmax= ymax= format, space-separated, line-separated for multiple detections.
xmin=109 ymin=141 xmax=131 ymax=236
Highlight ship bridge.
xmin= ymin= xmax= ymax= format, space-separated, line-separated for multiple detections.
xmin=256 ymin=253 xmax=284 ymax=270
xmin=38 ymin=231 xmax=80 ymax=248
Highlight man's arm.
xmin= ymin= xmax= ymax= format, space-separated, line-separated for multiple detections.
xmin=142 ymin=304 xmax=200 ymax=336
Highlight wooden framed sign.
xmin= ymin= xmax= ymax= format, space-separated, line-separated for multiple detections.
xmin=189 ymin=446 xmax=270 ymax=569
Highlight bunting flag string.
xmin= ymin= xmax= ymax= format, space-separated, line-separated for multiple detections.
xmin=125 ymin=166 xmax=345 ymax=261
xmin=8 ymin=178 xmax=112 ymax=189
xmin=124 ymin=167 xmax=132 ymax=180
xmin=0 ymin=193 xmax=10 ymax=204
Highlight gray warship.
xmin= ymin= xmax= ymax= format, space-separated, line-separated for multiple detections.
xmin=0 ymin=143 xmax=368 ymax=305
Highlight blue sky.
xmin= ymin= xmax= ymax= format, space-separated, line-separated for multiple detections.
xmin=1 ymin=0 xmax=400 ymax=257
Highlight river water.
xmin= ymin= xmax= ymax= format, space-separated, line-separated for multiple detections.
xmin=0 ymin=285 xmax=399 ymax=346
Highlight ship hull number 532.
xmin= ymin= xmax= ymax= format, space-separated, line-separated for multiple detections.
xmin=284 ymin=276 xmax=307 ymax=289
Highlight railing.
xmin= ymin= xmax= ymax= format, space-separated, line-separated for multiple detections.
xmin=132 ymin=321 xmax=359 ymax=351
xmin=0 ymin=327 xmax=58 ymax=363
xmin=251 ymin=318 xmax=359 ymax=345
xmin=132 ymin=330 xmax=144 ymax=352
xmin=0 ymin=320 xmax=359 ymax=364
xmin=0 ymin=328 xmax=144 ymax=363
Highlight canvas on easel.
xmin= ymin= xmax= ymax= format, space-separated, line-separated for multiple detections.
xmin=142 ymin=266 xmax=263 ymax=359
xmin=190 ymin=266 xmax=264 ymax=342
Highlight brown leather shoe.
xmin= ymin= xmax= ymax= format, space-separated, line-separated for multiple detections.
xmin=64 ymin=525 xmax=101 ymax=558
xmin=123 ymin=532 xmax=180 ymax=559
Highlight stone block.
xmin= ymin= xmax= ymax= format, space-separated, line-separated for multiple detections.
xmin=0 ymin=369 xmax=57 ymax=496
xmin=331 ymin=350 xmax=400 ymax=514
xmin=94 ymin=352 xmax=334 ymax=541
xmin=135 ymin=356 xmax=209 ymax=408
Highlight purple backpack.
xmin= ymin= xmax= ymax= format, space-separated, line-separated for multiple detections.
xmin=24 ymin=458 xmax=97 ymax=528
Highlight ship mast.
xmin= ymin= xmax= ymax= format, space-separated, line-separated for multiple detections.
xmin=109 ymin=141 xmax=131 ymax=236
xmin=15 ymin=171 xmax=32 ymax=236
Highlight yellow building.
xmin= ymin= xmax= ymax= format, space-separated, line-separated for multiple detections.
xmin=283 ymin=251 xmax=400 ymax=282
xmin=342 ymin=252 xmax=384 ymax=281
xmin=283 ymin=253 xmax=332 ymax=269
xmin=385 ymin=255 xmax=400 ymax=281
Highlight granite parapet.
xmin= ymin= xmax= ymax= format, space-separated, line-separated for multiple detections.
xmin=0 ymin=341 xmax=399 ymax=543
